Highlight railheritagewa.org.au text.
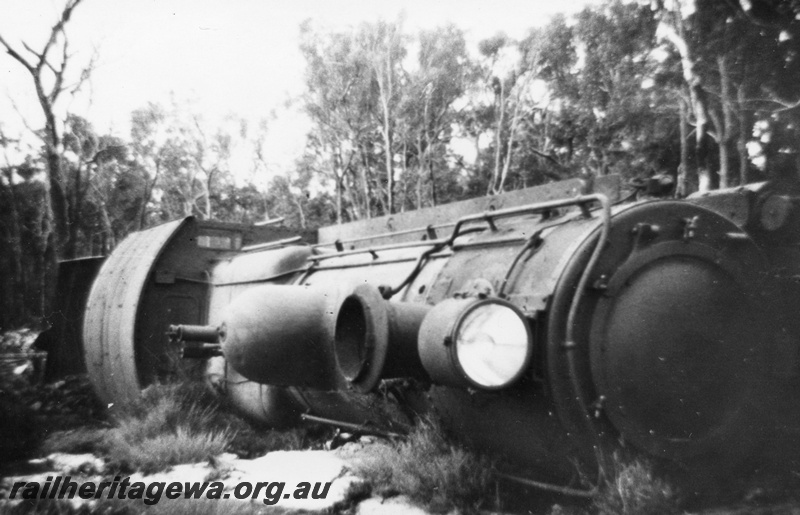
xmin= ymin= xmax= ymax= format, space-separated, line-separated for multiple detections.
xmin=6 ymin=475 xmax=332 ymax=505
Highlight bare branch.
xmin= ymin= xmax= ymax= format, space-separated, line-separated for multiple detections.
xmin=48 ymin=40 xmax=70 ymax=103
xmin=8 ymin=96 xmax=38 ymax=134
xmin=67 ymin=47 xmax=97 ymax=96
xmin=21 ymin=41 xmax=43 ymax=61
xmin=0 ymin=33 xmax=35 ymax=73
xmin=765 ymin=92 xmax=800 ymax=113
xmin=39 ymin=0 xmax=83 ymax=73
xmin=529 ymin=148 xmax=567 ymax=170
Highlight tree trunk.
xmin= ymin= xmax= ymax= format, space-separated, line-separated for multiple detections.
xmin=98 ymin=200 xmax=115 ymax=254
xmin=69 ymin=161 xmax=82 ymax=256
xmin=497 ymin=93 xmax=524 ymax=193
xmin=695 ymin=97 xmax=713 ymax=193
xmin=400 ymin=139 xmax=407 ymax=212
xmin=0 ymin=171 xmax=27 ymax=324
xmin=204 ymin=169 xmax=214 ymax=220
xmin=737 ymin=83 xmax=751 ymax=185
xmin=381 ymin=102 xmax=394 ymax=214
xmin=291 ymin=194 xmax=307 ymax=229
xmin=717 ymin=55 xmax=737 ymax=188
xmin=43 ymin=121 xmax=71 ymax=257
xmin=359 ymin=144 xmax=371 ymax=219
xmin=677 ymin=97 xmax=692 ymax=196
xmin=661 ymin=10 xmax=714 ymax=192
xmin=491 ymin=79 xmax=505 ymax=195
xmin=139 ymin=160 xmax=160 ymax=231
xmin=335 ymin=173 xmax=342 ymax=225
xmin=376 ymin=50 xmax=395 ymax=214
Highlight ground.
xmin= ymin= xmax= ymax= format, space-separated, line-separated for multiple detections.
xmin=2 ymin=329 xmax=800 ymax=514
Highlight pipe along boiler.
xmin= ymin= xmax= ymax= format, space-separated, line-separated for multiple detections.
xmin=50 ymin=175 xmax=800 ymax=491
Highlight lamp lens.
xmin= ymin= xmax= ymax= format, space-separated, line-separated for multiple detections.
xmin=455 ymin=302 xmax=530 ymax=388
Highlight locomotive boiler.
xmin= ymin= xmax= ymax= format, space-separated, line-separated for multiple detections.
xmin=57 ymin=175 xmax=800 ymax=490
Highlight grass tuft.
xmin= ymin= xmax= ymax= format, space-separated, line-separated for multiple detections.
xmin=593 ymin=455 xmax=680 ymax=515
xmin=38 ymin=381 xmax=321 ymax=475
xmin=98 ymin=382 xmax=234 ymax=474
xmin=352 ymin=417 xmax=494 ymax=514
xmin=40 ymin=428 xmax=108 ymax=456
xmin=104 ymin=427 xmax=232 ymax=475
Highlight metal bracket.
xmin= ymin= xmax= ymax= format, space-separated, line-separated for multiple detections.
xmin=682 ymin=216 xmax=699 ymax=241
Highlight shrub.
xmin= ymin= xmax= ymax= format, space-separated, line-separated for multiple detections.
xmin=352 ymin=417 xmax=494 ymax=514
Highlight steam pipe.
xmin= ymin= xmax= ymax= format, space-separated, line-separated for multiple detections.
xmin=182 ymin=342 xmax=223 ymax=359
xmin=168 ymin=324 xmax=220 ymax=343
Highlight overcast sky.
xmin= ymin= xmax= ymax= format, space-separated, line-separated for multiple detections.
xmin=1 ymin=0 xmax=594 ymax=173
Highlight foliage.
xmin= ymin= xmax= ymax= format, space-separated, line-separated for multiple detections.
xmin=4 ymin=0 xmax=800 ymax=327
xmin=352 ymin=418 xmax=495 ymax=514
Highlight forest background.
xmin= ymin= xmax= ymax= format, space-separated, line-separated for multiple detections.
xmin=1 ymin=0 xmax=799 ymax=329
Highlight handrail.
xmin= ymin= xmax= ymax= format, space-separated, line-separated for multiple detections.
xmin=312 ymin=222 xmax=456 ymax=249
xmin=562 ymin=193 xmax=612 ymax=482
xmin=380 ymin=194 xmax=609 ymax=300
xmin=241 ymin=236 xmax=302 ymax=252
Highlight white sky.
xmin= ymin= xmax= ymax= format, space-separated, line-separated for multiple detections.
xmin=1 ymin=0 xmax=594 ymax=175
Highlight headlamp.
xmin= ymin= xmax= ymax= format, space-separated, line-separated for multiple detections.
xmin=418 ymin=297 xmax=532 ymax=390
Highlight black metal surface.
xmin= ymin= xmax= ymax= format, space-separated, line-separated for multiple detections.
xmin=75 ymin=175 xmax=800 ymax=483
xmin=548 ymin=201 xmax=770 ymax=466
xmin=334 ymin=285 xmax=430 ymax=392
xmin=35 ymin=256 xmax=105 ymax=381
xmin=220 ymin=284 xmax=340 ymax=390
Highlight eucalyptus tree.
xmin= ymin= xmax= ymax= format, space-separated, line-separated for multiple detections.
xmin=129 ymin=100 xmax=237 ymax=224
xmin=655 ymin=0 xmax=800 ymax=191
xmin=0 ymin=0 xmax=95 ymax=258
xmin=300 ymin=21 xmax=377 ymax=222
xmin=398 ymin=25 xmax=471 ymax=208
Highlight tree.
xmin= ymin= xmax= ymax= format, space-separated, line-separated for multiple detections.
xmin=0 ymin=0 xmax=95 ymax=258
xmin=656 ymin=0 xmax=800 ymax=191
xmin=398 ymin=25 xmax=471 ymax=208
xmin=300 ymin=21 xmax=376 ymax=223
xmin=361 ymin=20 xmax=406 ymax=214
xmin=129 ymin=99 xmax=238 ymax=224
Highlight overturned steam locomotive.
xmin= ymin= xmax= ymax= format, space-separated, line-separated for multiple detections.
xmin=44 ymin=175 xmax=800 ymax=489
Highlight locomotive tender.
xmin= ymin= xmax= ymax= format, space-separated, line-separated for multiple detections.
xmin=59 ymin=175 xmax=800 ymax=489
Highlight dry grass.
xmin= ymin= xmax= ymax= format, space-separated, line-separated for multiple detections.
xmin=37 ymin=381 xmax=319 ymax=475
xmin=40 ymin=429 xmax=108 ymax=456
xmin=352 ymin=417 xmax=494 ymax=514
xmin=593 ymin=455 xmax=681 ymax=515
xmin=96 ymin=383 xmax=234 ymax=474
